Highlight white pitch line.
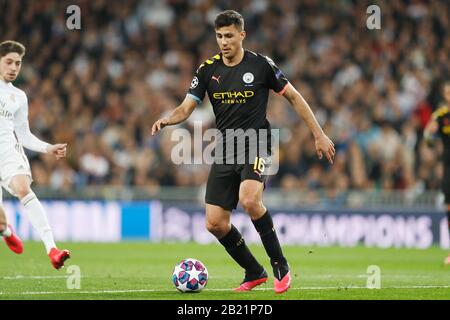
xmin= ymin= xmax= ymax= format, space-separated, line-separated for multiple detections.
xmin=1 ymin=275 xmax=87 ymax=280
xmin=3 ymin=275 xmax=68 ymax=280
xmin=0 ymin=285 xmax=449 ymax=296
xmin=1 ymin=274 xmax=436 ymax=280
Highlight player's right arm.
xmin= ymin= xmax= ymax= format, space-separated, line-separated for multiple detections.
xmin=151 ymin=96 xmax=197 ymax=135
xmin=152 ymin=63 xmax=208 ymax=136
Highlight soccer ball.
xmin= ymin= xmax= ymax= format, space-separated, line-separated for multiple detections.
xmin=172 ymin=258 xmax=208 ymax=292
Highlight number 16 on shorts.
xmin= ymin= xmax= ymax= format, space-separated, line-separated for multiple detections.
xmin=253 ymin=157 xmax=266 ymax=176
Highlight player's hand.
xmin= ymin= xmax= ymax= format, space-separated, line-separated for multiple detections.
xmin=151 ymin=117 xmax=170 ymax=135
xmin=315 ymin=134 xmax=335 ymax=164
xmin=47 ymin=143 xmax=67 ymax=160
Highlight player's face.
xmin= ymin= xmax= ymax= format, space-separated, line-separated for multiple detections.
xmin=444 ymin=84 xmax=450 ymax=104
xmin=0 ymin=52 xmax=22 ymax=82
xmin=215 ymin=25 xmax=245 ymax=59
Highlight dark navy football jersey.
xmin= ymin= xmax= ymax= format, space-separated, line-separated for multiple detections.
xmin=188 ymin=50 xmax=288 ymax=132
xmin=187 ymin=50 xmax=288 ymax=163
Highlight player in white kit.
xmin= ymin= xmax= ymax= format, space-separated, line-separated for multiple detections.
xmin=0 ymin=40 xmax=70 ymax=269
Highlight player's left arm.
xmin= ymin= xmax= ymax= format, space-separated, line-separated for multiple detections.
xmin=14 ymin=95 xmax=67 ymax=159
xmin=282 ymin=83 xmax=335 ymax=164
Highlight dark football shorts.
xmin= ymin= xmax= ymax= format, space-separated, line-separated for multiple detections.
xmin=205 ymin=158 xmax=269 ymax=211
xmin=443 ymin=165 xmax=450 ymax=204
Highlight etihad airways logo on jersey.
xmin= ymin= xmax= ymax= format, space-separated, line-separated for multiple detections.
xmin=212 ymin=90 xmax=254 ymax=104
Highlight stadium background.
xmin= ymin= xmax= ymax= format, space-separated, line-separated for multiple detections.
xmin=0 ymin=0 xmax=449 ymax=300
xmin=0 ymin=0 xmax=448 ymax=196
xmin=1 ymin=0 xmax=449 ymax=245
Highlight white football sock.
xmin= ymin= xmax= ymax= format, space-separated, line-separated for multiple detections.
xmin=0 ymin=225 xmax=12 ymax=237
xmin=21 ymin=192 xmax=56 ymax=253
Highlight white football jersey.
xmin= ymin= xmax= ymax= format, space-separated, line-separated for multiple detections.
xmin=0 ymin=79 xmax=48 ymax=153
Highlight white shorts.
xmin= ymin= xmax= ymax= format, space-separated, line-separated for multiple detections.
xmin=0 ymin=143 xmax=32 ymax=196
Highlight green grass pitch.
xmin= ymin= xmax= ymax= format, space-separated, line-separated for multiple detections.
xmin=0 ymin=242 xmax=449 ymax=299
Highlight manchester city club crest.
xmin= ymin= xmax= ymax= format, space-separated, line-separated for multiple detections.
xmin=243 ymin=72 xmax=254 ymax=84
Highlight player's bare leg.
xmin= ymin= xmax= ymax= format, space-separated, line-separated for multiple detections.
xmin=9 ymin=175 xmax=70 ymax=269
xmin=239 ymin=179 xmax=291 ymax=293
xmin=205 ymin=203 xmax=267 ymax=291
xmin=0 ymin=203 xmax=23 ymax=254
xmin=443 ymin=203 xmax=450 ymax=265
xmin=0 ymin=204 xmax=9 ymax=234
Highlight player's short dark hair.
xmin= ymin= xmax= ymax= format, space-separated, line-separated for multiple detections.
xmin=0 ymin=40 xmax=26 ymax=58
xmin=214 ymin=10 xmax=244 ymax=31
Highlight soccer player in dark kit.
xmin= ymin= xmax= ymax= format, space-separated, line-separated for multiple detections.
xmin=152 ymin=10 xmax=335 ymax=293
xmin=424 ymin=81 xmax=450 ymax=265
